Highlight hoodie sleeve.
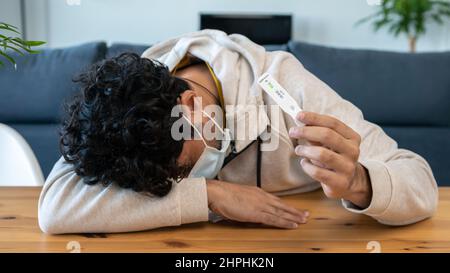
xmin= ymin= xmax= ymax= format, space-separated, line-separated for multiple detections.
xmin=38 ymin=157 xmax=209 ymax=234
xmin=278 ymin=54 xmax=438 ymax=226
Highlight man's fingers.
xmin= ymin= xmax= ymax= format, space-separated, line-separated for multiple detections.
xmin=260 ymin=213 xmax=299 ymax=229
xmin=290 ymin=126 xmax=353 ymax=155
xmin=263 ymin=205 xmax=306 ymax=224
xmin=310 ymin=159 xmax=327 ymax=168
xmin=265 ymin=201 xmax=308 ymax=223
xmin=296 ymin=111 xmax=360 ymax=141
xmin=300 ymin=158 xmax=345 ymax=188
xmin=262 ymin=191 xmax=308 ymax=221
xmin=295 ymin=145 xmax=354 ymax=175
xmin=271 ymin=199 xmax=308 ymax=219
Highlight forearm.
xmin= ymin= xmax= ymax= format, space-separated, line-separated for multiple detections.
xmin=206 ymin=179 xmax=220 ymax=208
xmin=39 ymin=158 xmax=209 ymax=234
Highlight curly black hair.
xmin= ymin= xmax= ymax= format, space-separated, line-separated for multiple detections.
xmin=60 ymin=52 xmax=189 ymax=197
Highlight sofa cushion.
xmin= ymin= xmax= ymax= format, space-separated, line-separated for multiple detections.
xmin=107 ymin=43 xmax=287 ymax=60
xmin=0 ymin=42 xmax=107 ymax=124
xmin=288 ymin=41 xmax=450 ymax=127
xmin=8 ymin=123 xmax=61 ymax=177
xmin=264 ymin=44 xmax=288 ymax=51
xmin=107 ymin=43 xmax=150 ymax=58
xmin=382 ymin=126 xmax=450 ymax=186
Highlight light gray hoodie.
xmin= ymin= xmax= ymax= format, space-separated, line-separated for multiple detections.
xmin=38 ymin=30 xmax=438 ymax=234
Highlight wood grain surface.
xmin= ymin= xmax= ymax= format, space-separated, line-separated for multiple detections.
xmin=1 ymin=187 xmax=449 ymax=253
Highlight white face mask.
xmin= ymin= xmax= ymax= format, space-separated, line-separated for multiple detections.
xmin=183 ymin=110 xmax=231 ymax=179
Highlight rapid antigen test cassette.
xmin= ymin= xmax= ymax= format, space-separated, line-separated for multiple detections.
xmin=258 ymin=73 xmax=303 ymax=126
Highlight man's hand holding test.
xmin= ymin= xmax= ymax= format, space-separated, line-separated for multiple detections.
xmin=289 ymin=111 xmax=373 ymax=209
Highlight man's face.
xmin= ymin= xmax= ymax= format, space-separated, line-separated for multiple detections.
xmin=177 ymin=137 xmax=206 ymax=171
xmin=173 ymin=63 xmax=222 ymax=176
xmin=175 ymin=90 xmax=220 ymax=174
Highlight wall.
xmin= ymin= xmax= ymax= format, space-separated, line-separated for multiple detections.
xmin=0 ymin=0 xmax=22 ymax=35
xmin=4 ymin=0 xmax=450 ymax=52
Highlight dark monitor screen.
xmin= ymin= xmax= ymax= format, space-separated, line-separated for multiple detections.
xmin=200 ymin=14 xmax=292 ymax=45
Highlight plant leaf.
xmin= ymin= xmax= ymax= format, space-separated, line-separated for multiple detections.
xmin=0 ymin=43 xmax=25 ymax=55
xmin=22 ymin=40 xmax=46 ymax=47
xmin=0 ymin=23 xmax=21 ymax=35
xmin=0 ymin=50 xmax=16 ymax=65
xmin=8 ymin=39 xmax=32 ymax=51
xmin=0 ymin=22 xmax=19 ymax=29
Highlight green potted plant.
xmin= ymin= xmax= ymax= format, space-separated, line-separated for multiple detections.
xmin=358 ymin=0 xmax=450 ymax=52
xmin=0 ymin=22 xmax=45 ymax=68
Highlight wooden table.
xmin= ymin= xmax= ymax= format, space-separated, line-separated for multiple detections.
xmin=1 ymin=187 xmax=449 ymax=253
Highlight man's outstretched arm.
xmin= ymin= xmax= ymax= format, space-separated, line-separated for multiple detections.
xmin=38 ymin=157 xmax=209 ymax=234
xmin=39 ymin=158 xmax=308 ymax=234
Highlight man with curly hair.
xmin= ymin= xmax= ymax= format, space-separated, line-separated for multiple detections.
xmin=38 ymin=30 xmax=438 ymax=233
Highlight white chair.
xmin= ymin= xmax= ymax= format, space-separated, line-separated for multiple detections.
xmin=0 ymin=123 xmax=44 ymax=186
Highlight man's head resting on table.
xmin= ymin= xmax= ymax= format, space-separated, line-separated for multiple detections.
xmin=61 ymin=53 xmax=220 ymax=197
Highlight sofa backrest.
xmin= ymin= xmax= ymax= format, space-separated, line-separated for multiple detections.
xmin=0 ymin=42 xmax=107 ymax=124
xmin=288 ymin=41 xmax=450 ymax=127
xmin=106 ymin=43 xmax=288 ymax=59
xmin=0 ymin=42 xmax=107 ymax=176
xmin=107 ymin=43 xmax=150 ymax=59
xmin=1 ymin=40 xmax=448 ymax=185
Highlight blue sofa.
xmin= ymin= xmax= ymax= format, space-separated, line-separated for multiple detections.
xmin=1 ymin=41 xmax=449 ymax=185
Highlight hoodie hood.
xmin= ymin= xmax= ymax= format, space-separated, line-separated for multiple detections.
xmin=141 ymin=29 xmax=271 ymax=153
